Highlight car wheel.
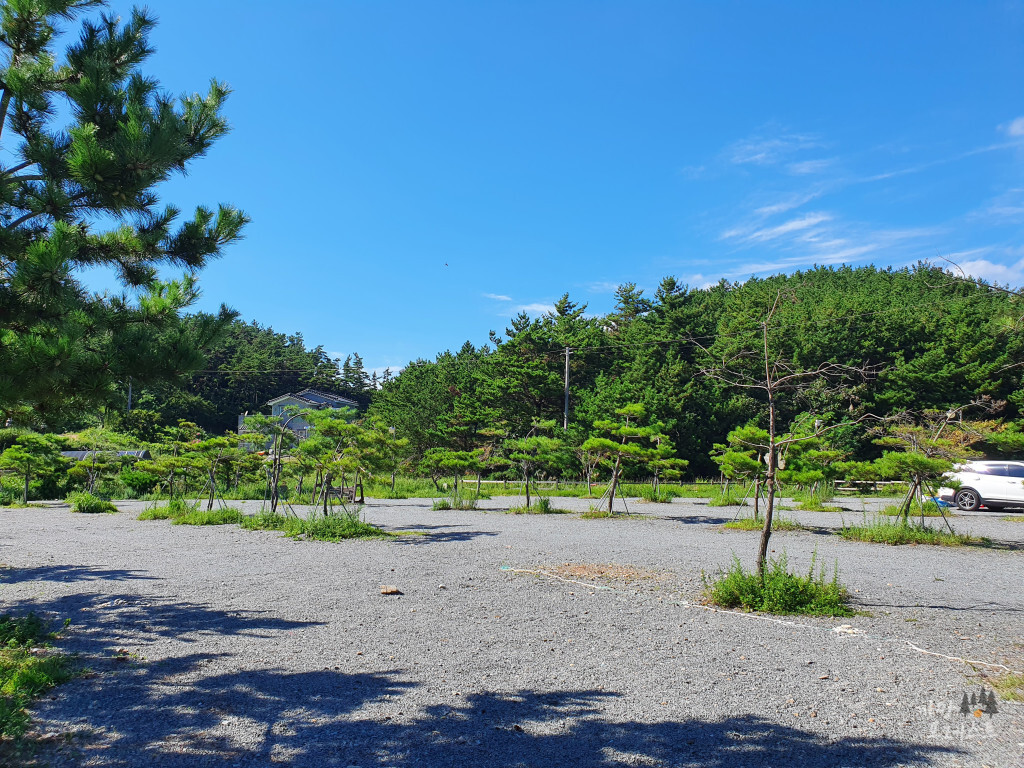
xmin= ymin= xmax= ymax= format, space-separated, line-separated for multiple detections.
xmin=955 ymin=488 xmax=982 ymax=511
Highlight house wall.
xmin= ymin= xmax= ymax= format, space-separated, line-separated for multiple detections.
xmin=270 ymin=397 xmax=313 ymax=431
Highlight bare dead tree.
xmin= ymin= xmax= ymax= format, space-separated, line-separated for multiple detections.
xmin=695 ymin=292 xmax=880 ymax=573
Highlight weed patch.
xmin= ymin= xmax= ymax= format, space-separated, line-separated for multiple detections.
xmin=0 ymin=613 xmax=74 ymax=742
xmin=707 ymin=489 xmax=744 ymax=507
xmin=66 ymin=491 xmax=117 ymax=514
xmin=507 ymin=498 xmax=568 ymax=514
xmin=879 ymin=501 xmax=952 ymax=518
xmin=703 ymin=553 xmax=852 ymax=616
xmin=138 ymin=498 xmax=196 ymax=521
xmin=838 ymin=518 xmax=983 ymax=546
xmin=172 ymin=507 xmax=243 ymax=526
xmin=240 ymin=510 xmax=391 ymax=542
xmin=724 ymin=516 xmax=805 ymax=532
xmin=990 ymin=673 xmax=1024 ymax=702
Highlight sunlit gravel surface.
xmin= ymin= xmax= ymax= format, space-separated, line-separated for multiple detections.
xmin=2 ymin=495 xmax=1022 ymax=767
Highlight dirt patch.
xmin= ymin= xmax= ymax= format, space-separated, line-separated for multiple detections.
xmin=535 ymin=562 xmax=672 ymax=585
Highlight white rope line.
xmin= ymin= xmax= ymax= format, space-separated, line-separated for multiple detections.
xmin=501 ymin=565 xmax=1024 ymax=676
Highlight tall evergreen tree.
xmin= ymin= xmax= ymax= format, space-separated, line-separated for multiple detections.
xmin=0 ymin=1 xmax=248 ymax=427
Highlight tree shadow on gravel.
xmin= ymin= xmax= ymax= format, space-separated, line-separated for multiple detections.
xmin=0 ymin=564 xmax=159 ymax=584
xmin=390 ymin=524 xmax=499 ymax=544
xmin=3 ymin=591 xmax=323 ymax=659
xmin=650 ymin=513 xmax=735 ymax=525
xmin=31 ymin=660 xmax=962 ymax=768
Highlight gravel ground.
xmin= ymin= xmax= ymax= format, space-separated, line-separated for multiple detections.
xmin=2 ymin=495 xmax=1023 ymax=768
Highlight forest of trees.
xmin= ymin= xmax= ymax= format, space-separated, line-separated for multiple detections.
xmin=33 ymin=261 xmax=1022 ymax=482
xmin=365 ymin=264 xmax=1024 ymax=475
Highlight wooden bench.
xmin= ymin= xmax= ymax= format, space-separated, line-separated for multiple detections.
xmin=328 ymin=483 xmax=364 ymax=504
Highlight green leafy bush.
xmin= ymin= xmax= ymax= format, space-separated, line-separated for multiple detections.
xmin=241 ymin=510 xmax=391 ymax=542
xmin=119 ymin=469 xmax=159 ymax=496
xmin=67 ymin=491 xmax=117 ymax=514
xmin=638 ymin=486 xmax=674 ymax=503
xmin=0 ymin=613 xmax=73 ymax=739
xmin=707 ymin=488 xmax=744 ymax=507
xmin=507 ymin=497 xmax=568 ymax=514
xmin=703 ymin=553 xmax=852 ymax=616
xmin=138 ymin=498 xmax=197 ymax=521
xmin=172 ymin=507 xmax=243 ymax=526
xmin=838 ymin=519 xmax=982 ymax=546
xmin=723 ymin=516 xmax=805 ymax=531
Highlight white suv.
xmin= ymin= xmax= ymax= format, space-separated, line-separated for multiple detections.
xmin=937 ymin=461 xmax=1024 ymax=510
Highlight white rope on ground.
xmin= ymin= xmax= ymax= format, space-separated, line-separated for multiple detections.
xmin=500 ymin=565 xmax=1024 ymax=676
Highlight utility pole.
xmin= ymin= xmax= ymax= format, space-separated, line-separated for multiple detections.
xmin=563 ymin=346 xmax=571 ymax=430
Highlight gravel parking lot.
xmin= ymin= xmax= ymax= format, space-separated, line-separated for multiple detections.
xmin=2 ymin=496 xmax=1023 ymax=767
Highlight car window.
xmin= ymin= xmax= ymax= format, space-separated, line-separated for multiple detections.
xmin=969 ymin=465 xmax=996 ymax=475
xmin=1003 ymin=464 xmax=1024 ymax=478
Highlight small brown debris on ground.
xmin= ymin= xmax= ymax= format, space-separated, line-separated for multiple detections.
xmin=380 ymin=585 xmax=402 ymax=595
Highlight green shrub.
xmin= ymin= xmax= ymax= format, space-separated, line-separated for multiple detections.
xmin=138 ymin=497 xmax=197 ymax=521
xmin=703 ymin=553 xmax=852 ymax=616
xmin=581 ymin=506 xmax=614 ymax=519
xmin=172 ymin=507 xmax=243 ymax=526
xmin=507 ymin=497 xmax=569 ymax=514
xmin=879 ymin=501 xmax=951 ymax=518
xmin=707 ymin=488 xmax=744 ymax=507
xmin=0 ymin=613 xmax=73 ymax=739
xmin=240 ymin=509 xmax=391 ymax=542
xmin=723 ymin=516 xmax=805 ymax=531
xmin=119 ymin=468 xmax=159 ymax=496
xmin=838 ymin=518 xmax=983 ymax=546
xmin=638 ymin=486 xmax=674 ymax=503
xmin=67 ymin=491 xmax=117 ymax=514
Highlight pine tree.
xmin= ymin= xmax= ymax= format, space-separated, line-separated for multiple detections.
xmin=0 ymin=1 xmax=248 ymax=427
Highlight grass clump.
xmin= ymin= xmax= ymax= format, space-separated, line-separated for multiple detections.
xmin=879 ymin=501 xmax=952 ymax=518
xmin=172 ymin=506 xmax=243 ymax=526
xmin=707 ymin=488 xmax=744 ymax=507
xmin=703 ymin=553 xmax=853 ymax=617
xmin=241 ymin=509 xmax=391 ymax=542
xmin=138 ymin=497 xmax=196 ymax=521
xmin=990 ymin=673 xmax=1024 ymax=702
xmin=838 ymin=518 xmax=983 ymax=546
xmin=0 ymin=613 xmax=74 ymax=741
xmin=66 ymin=491 xmax=117 ymax=514
xmin=724 ymin=515 xmax=805 ymax=532
xmin=638 ymin=486 xmax=675 ymax=503
xmin=507 ymin=497 xmax=569 ymax=514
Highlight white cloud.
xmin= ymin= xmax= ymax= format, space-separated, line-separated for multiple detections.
xmin=956 ymin=257 xmax=1024 ymax=287
xmin=483 ymin=292 xmax=512 ymax=301
xmin=727 ymin=132 xmax=821 ymax=166
xmin=723 ymin=212 xmax=832 ymax=243
xmin=753 ymin=190 xmax=824 ymax=217
xmin=1003 ymin=116 xmax=1024 ymax=137
xmin=970 ymin=188 xmax=1024 ymax=223
xmin=787 ymin=158 xmax=835 ymax=175
xmin=514 ymin=302 xmax=554 ymax=315
xmin=586 ymin=281 xmax=620 ymax=293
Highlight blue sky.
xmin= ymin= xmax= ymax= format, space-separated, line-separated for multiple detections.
xmin=84 ymin=1 xmax=1024 ymax=374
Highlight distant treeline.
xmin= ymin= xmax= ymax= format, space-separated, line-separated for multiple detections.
xmin=366 ymin=264 xmax=1024 ymax=475
xmin=115 ymin=264 xmax=1024 ymax=476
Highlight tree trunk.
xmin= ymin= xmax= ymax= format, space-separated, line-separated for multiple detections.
xmin=524 ymin=472 xmax=531 ymax=508
xmin=607 ymin=457 xmax=622 ymax=514
xmin=323 ymin=472 xmax=332 ymax=515
xmin=207 ymin=467 xmax=216 ymax=511
xmin=23 ymin=469 xmax=29 ymax=505
xmin=476 ymin=472 xmax=481 ymax=495
xmin=756 ymin=395 xmax=777 ymax=574
xmin=753 ymin=477 xmax=760 ymax=521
